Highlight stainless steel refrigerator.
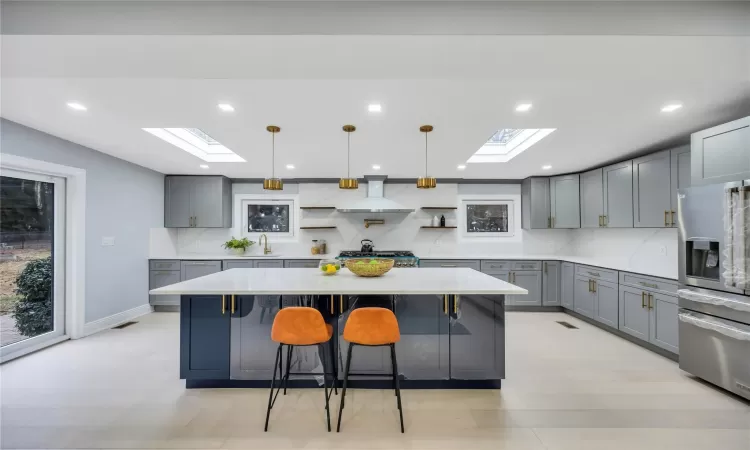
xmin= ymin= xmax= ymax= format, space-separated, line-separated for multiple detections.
xmin=677 ymin=180 xmax=750 ymax=400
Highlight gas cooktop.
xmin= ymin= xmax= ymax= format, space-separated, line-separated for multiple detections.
xmin=338 ymin=250 xmax=415 ymax=258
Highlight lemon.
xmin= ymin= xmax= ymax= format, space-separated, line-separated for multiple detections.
xmin=326 ymin=265 xmax=337 ymax=274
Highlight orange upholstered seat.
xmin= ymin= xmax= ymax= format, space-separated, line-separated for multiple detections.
xmin=343 ymin=307 xmax=401 ymax=345
xmin=271 ymin=307 xmax=333 ymax=345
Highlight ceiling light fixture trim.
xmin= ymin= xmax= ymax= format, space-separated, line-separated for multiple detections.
xmin=217 ymin=103 xmax=235 ymax=112
xmin=67 ymin=102 xmax=87 ymax=111
xmin=515 ymin=103 xmax=533 ymax=112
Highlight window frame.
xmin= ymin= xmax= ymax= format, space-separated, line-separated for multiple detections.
xmin=459 ymin=198 xmax=516 ymax=238
xmin=233 ymin=194 xmax=299 ymax=240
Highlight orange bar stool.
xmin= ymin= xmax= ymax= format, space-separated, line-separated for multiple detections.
xmin=265 ymin=306 xmax=337 ymax=432
xmin=336 ymin=307 xmax=404 ymax=433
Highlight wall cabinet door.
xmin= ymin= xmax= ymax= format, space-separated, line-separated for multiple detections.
xmin=561 ymin=262 xmax=575 ymax=309
xmin=449 ymin=294 xmax=504 ymax=380
xmin=580 ymin=168 xmax=604 ymax=228
xmin=603 ymin=161 xmax=633 ymax=228
xmin=670 ymin=145 xmax=691 ymax=227
xmin=192 ymin=177 xmax=229 ymax=228
xmin=550 ymin=175 xmax=581 ymax=228
xmin=521 ymin=177 xmax=551 ymax=229
xmin=181 ymin=295 xmax=231 ymax=379
xmin=633 ymin=150 xmax=672 ymax=228
xmin=509 ymin=271 xmax=542 ymax=306
xmin=181 ymin=260 xmax=222 ymax=281
xmin=618 ymin=286 xmax=650 ymax=341
xmin=649 ymin=293 xmax=679 ymax=353
xmin=542 ymin=261 xmax=561 ymax=306
xmin=394 ymin=295 xmax=450 ymax=380
xmin=165 ymin=176 xmax=193 ymax=228
xmin=574 ymin=276 xmax=595 ymax=318
xmin=691 ymin=116 xmax=750 ymax=186
xmin=231 ymin=295 xmax=281 ymax=379
xmin=593 ymin=280 xmax=618 ymax=329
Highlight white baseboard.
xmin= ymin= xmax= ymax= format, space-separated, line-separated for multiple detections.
xmin=82 ymin=304 xmax=153 ymax=337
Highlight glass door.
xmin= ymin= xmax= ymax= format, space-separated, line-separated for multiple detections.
xmin=0 ymin=168 xmax=66 ymax=359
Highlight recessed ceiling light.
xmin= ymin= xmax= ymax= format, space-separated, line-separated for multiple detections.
xmin=286 ymin=164 xmax=295 ymax=170
xmin=199 ymin=164 xmax=210 ymax=169
xmin=67 ymin=102 xmax=87 ymax=111
xmin=468 ymin=128 xmax=556 ymax=163
xmin=542 ymin=165 xmax=552 ymax=170
xmin=457 ymin=164 xmax=467 ymax=170
xmin=143 ymin=127 xmax=245 ymax=162
xmin=368 ymin=104 xmax=382 ymax=113
xmin=372 ymin=164 xmax=381 ymax=170
xmin=217 ymin=103 xmax=235 ymax=112
xmin=515 ymin=103 xmax=533 ymax=112
xmin=661 ymin=103 xmax=683 ymax=113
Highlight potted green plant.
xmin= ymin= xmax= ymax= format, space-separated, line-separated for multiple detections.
xmin=222 ymin=237 xmax=255 ymax=255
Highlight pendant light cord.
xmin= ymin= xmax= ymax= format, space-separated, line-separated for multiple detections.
xmin=271 ymin=132 xmax=275 ymax=179
xmin=424 ymin=131 xmax=428 ymax=176
xmin=347 ymin=131 xmax=351 ymax=178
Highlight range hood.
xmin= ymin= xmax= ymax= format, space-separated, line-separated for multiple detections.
xmin=337 ymin=175 xmax=415 ymax=213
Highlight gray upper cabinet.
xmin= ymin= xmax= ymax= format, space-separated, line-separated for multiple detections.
xmin=549 ymin=175 xmax=580 ymax=228
xmin=521 ymin=177 xmax=551 ymax=229
xmin=165 ymin=176 xmax=232 ymax=228
xmin=603 ymin=160 xmax=633 ymax=228
xmin=181 ymin=260 xmax=222 ymax=281
xmin=561 ymin=262 xmax=575 ymax=309
xmin=670 ymin=145 xmax=691 ymax=227
xmin=580 ymin=168 xmax=604 ymax=228
xmin=633 ymin=150 xmax=672 ymax=228
xmin=542 ymin=261 xmax=561 ymax=306
xmin=691 ymin=116 xmax=750 ymax=186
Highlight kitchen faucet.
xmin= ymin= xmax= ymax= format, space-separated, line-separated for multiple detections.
xmin=259 ymin=234 xmax=271 ymax=255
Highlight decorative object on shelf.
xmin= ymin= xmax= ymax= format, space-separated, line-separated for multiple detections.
xmin=222 ymin=236 xmax=255 ymax=255
xmin=318 ymin=258 xmax=341 ymax=276
xmin=300 ymin=206 xmax=336 ymax=210
xmin=339 ymin=125 xmax=359 ymax=189
xmin=311 ymin=240 xmax=321 ymax=255
xmin=440 ymin=214 xmax=446 ymax=227
xmin=263 ymin=125 xmax=283 ymax=190
xmin=345 ymin=258 xmax=395 ymax=277
xmin=300 ymin=226 xmax=337 ymax=230
xmin=421 ymin=226 xmax=457 ymax=229
xmin=432 ymin=215 xmax=439 ymax=226
xmin=421 ymin=206 xmax=457 ymax=210
xmin=319 ymin=239 xmax=327 ymax=254
xmin=364 ymin=219 xmax=385 ymax=228
xmin=417 ymin=125 xmax=437 ymax=189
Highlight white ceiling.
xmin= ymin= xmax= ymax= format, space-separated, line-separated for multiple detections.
xmin=2 ymin=35 xmax=749 ymax=179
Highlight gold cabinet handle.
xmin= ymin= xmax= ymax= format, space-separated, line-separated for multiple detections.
xmin=340 ymin=295 xmax=344 ymax=313
xmin=443 ymin=294 xmax=448 ymax=315
xmin=598 ymin=215 xmax=602 ymax=227
xmin=588 ymin=280 xmax=592 ymax=292
xmin=221 ymin=295 xmax=226 ymax=315
xmin=671 ymin=211 xmax=676 ymax=226
xmin=648 ymin=294 xmax=654 ymax=310
xmin=330 ymin=295 xmax=333 ymax=314
xmin=641 ymin=292 xmax=646 ymax=308
xmin=592 ymin=280 xmax=597 ymax=293
xmin=454 ymin=295 xmax=459 ymax=314
xmin=664 ymin=210 xmax=669 ymax=227
xmin=231 ymin=294 xmax=236 ymax=314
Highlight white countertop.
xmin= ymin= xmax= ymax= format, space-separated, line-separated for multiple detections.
xmin=149 ymin=267 xmax=528 ymax=296
xmin=150 ymin=254 xmax=328 ymax=260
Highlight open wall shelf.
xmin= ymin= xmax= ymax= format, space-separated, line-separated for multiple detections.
xmin=300 ymin=206 xmax=336 ymax=210
xmin=421 ymin=207 xmax=458 ymax=210
xmin=300 ymin=226 xmax=337 ymax=230
xmin=420 ymin=226 xmax=457 ymax=229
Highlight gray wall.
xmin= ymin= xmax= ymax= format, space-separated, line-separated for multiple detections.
xmin=1 ymin=119 xmax=164 ymax=323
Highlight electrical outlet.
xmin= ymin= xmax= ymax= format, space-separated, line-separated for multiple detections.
xmin=659 ymin=246 xmax=667 ymax=256
xmin=101 ymin=237 xmax=115 ymax=246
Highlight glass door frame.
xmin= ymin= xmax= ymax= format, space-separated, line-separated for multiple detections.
xmin=0 ymin=168 xmax=67 ymax=359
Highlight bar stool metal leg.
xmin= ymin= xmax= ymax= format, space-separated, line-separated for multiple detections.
xmin=328 ymin=335 xmax=338 ymax=395
xmin=336 ymin=344 xmax=354 ymax=432
xmin=264 ymin=344 xmax=283 ymax=432
xmin=390 ymin=343 xmax=405 ymax=433
xmin=319 ymin=343 xmax=332 ymax=432
xmin=283 ymin=345 xmax=293 ymax=395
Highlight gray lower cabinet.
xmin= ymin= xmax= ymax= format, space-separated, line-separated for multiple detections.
xmin=574 ymin=276 xmax=596 ymax=318
xmin=670 ymin=145 xmax=691 ymax=228
xmin=223 ymin=260 xmax=254 ymax=270
xmin=181 ymin=260 xmax=222 ymax=281
xmin=149 ymin=269 xmax=181 ymax=306
xmin=255 ymin=260 xmax=284 ymax=268
xmin=633 ymin=150 xmax=672 ymax=228
xmin=507 ymin=270 xmax=542 ymax=306
xmin=394 ymin=295 xmax=450 ymax=380
xmin=165 ymin=175 xmax=232 ymax=228
xmin=549 ymin=174 xmax=581 ymax=228
xmin=521 ymin=177 xmax=551 ymax=229
xmin=580 ymin=168 xmax=604 ymax=228
xmin=419 ymin=260 xmax=480 ymax=270
xmin=284 ymin=260 xmax=321 ymax=268
xmin=618 ymin=286 xmax=679 ymax=354
xmin=603 ymin=160 xmax=633 ymax=228
xmin=593 ymin=279 xmax=618 ymax=329
xmin=542 ymin=261 xmax=560 ymax=306
xmin=691 ymin=116 xmax=750 ymax=186
xmin=449 ymin=294 xmax=504 ymax=380
xmin=561 ymin=262 xmax=575 ymax=309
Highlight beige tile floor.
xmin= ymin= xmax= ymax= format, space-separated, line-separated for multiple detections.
xmin=1 ymin=311 xmax=748 ymax=449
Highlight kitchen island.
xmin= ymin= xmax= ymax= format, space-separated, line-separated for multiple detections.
xmin=150 ymin=268 xmax=527 ymax=389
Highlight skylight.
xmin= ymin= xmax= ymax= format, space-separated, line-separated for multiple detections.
xmin=467 ymin=128 xmax=556 ymax=163
xmin=142 ymin=128 xmax=246 ymax=162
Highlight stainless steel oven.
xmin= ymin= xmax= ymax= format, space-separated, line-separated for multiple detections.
xmin=677 ymin=180 xmax=750 ymax=400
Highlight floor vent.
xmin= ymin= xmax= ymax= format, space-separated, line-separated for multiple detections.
xmin=113 ymin=321 xmax=137 ymax=329
xmin=557 ymin=321 xmax=578 ymax=329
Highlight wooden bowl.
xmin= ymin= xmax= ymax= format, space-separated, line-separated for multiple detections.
xmin=344 ymin=258 xmax=395 ymax=277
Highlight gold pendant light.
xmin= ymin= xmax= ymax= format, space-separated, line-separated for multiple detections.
xmin=417 ymin=125 xmax=437 ymax=189
xmin=339 ymin=124 xmax=359 ymax=189
xmin=263 ymin=125 xmax=283 ymax=190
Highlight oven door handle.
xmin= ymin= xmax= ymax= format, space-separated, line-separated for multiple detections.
xmin=678 ymin=311 xmax=750 ymax=342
